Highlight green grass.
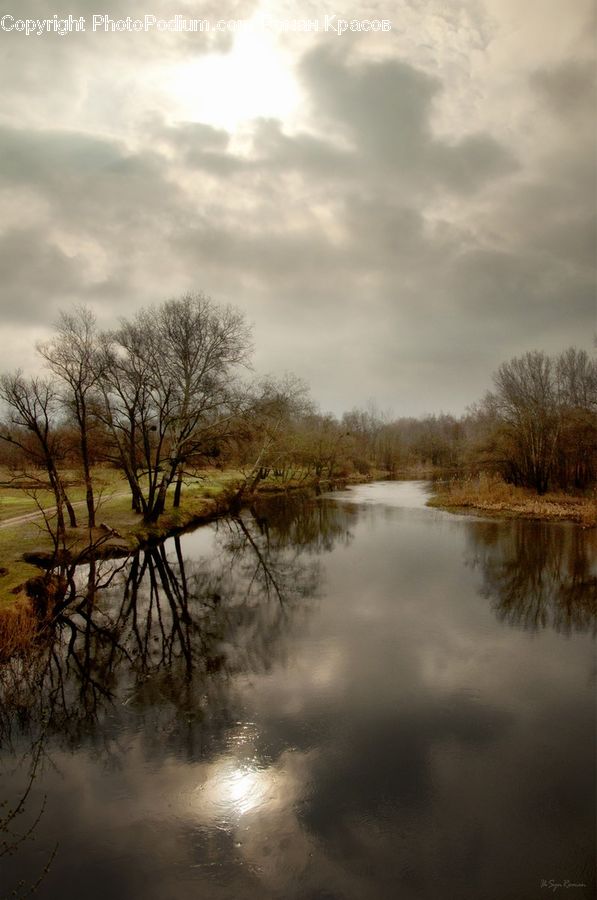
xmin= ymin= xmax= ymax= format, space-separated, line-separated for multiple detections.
xmin=0 ymin=490 xmax=56 ymax=522
xmin=0 ymin=519 xmax=54 ymax=606
xmin=0 ymin=466 xmax=127 ymax=523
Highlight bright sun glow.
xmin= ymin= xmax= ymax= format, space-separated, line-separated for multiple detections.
xmin=196 ymin=760 xmax=275 ymax=819
xmin=224 ymin=768 xmax=270 ymax=815
xmin=163 ymin=24 xmax=301 ymax=131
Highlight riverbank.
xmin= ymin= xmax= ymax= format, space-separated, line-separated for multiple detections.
xmin=0 ymin=488 xmax=241 ymax=660
xmin=0 ymin=470 xmax=236 ymax=606
xmin=0 ymin=472 xmax=297 ymax=656
xmin=428 ymin=476 xmax=596 ymax=527
xmin=0 ymin=467 xmax=388 ymax=613
xmin=0 ymin=467 xmax=390 ymax=659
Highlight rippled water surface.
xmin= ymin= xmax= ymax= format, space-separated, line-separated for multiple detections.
xmin=1 ymin=482 xmax=595 ymax=899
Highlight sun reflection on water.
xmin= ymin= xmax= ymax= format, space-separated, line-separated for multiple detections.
xmin=195 ymin=758 xmax=277 ymax=820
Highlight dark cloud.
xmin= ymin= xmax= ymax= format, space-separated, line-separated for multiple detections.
xmin=300 ymin=45 xmax=517 ymax=192
xmin=530 ymin=59 xmax=597 ymax=121
xmin=0 ymin=226 xmax=86 ymax=324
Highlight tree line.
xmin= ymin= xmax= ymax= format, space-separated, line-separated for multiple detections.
xmin=336 ymin=347 xmax=597 ymax=494
xmin=0 ymin=294 xmax=595 ymax=549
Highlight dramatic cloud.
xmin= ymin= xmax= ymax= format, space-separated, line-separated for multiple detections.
xmin=0 ymin=0 xmax=594 ymax=414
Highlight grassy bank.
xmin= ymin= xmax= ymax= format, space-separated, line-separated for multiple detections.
xmin=0 ymin=467 xmax=247 ymax=608
xmin=0 ymin=466 xmax=351 ymax=611
xmin=428 ymin=475 xmax=596 ymax=527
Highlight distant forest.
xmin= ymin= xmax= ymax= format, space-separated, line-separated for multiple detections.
xmin=1 ymin=294 xmax=595 ymax=542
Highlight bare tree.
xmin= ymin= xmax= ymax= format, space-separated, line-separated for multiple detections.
xmin=484 ymin=348 xmax=597 ymax=493
xmin=0 ymin=373 xmax=77 ymax=546
xmin=235 ymin=374 xmax=313 ymax=497
xmin=101 ymin=293 xmax=252 ymax=522
xmin=97 ymin=317 xmax=155 ymax=513
xmin=298 ymin=412 xmax=350 ymax=481
xmin=554 ymin=348 xmax=597 ymax=488
xmin=38 ymin=307 xmax=104 ymax=528
xmin=487 ymin=351 xmax=560 ymax=493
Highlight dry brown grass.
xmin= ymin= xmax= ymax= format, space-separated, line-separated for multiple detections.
xmin=0 ymin=597 xmax=38 ymax=661
xmin=428 ymin=474 xmax=596 ymax=527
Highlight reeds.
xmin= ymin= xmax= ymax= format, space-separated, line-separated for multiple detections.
xmin=430 ymin=474 xmax=596 ymax=527
xmin=0 ymin=598 xmax=38 ymax=661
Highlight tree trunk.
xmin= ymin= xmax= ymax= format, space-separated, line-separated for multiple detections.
xmin=82 ymin=451 xmax=95 ymax=527
xmin=78 ymin=402 xmax=95 ymax=528
xmin=48 ymin=470 xmax=67 ymax=550
xmin=146 ymin=470 xmax=173 ymax=522
xmin=126 ymin=472 xmax=143 ymax=512
xmin=173 ymin=467 xmax=183 ymax=508
xmin=61 ymin=484 xmax=78 ymax=528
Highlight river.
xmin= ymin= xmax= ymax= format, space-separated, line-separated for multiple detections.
xmin=0 ymin=481 xmax=595 ymax=899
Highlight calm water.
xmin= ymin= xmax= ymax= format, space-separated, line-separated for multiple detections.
xmin=0 ymin=482 xmax=595 ymax=900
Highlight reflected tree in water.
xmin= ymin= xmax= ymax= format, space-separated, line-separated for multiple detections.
xmin=246 ymin=491 xmax=355 ymax=556
xmin=0 ymin=495 xmax=353 ymax=887
xmin=466 ymin=520 xmax=597 ymax=634
xmin=0 ymin=725 xmax=58 ymax=899
xmin=0 ymin=496 xmax=353 ymax=745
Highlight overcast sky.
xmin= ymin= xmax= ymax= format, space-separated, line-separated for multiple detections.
xmin=1 ymin=0 xmax=595 ymax=415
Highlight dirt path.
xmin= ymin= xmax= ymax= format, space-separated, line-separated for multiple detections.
xmin=0 ymin=494 xmax=129 ymax=530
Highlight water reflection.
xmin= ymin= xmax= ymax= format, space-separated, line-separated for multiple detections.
xmin=195 ymin=758 xmax=282 ymax=820
xmin=0 ymin=494 xmax=354 ymax=741
xmin=0 ymin=494 xmax=354 ymax=898
xmin=0 ymin=484 xmax=594 ymax=900
xmin=466 ymin=519 xmax=597 ymax=634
